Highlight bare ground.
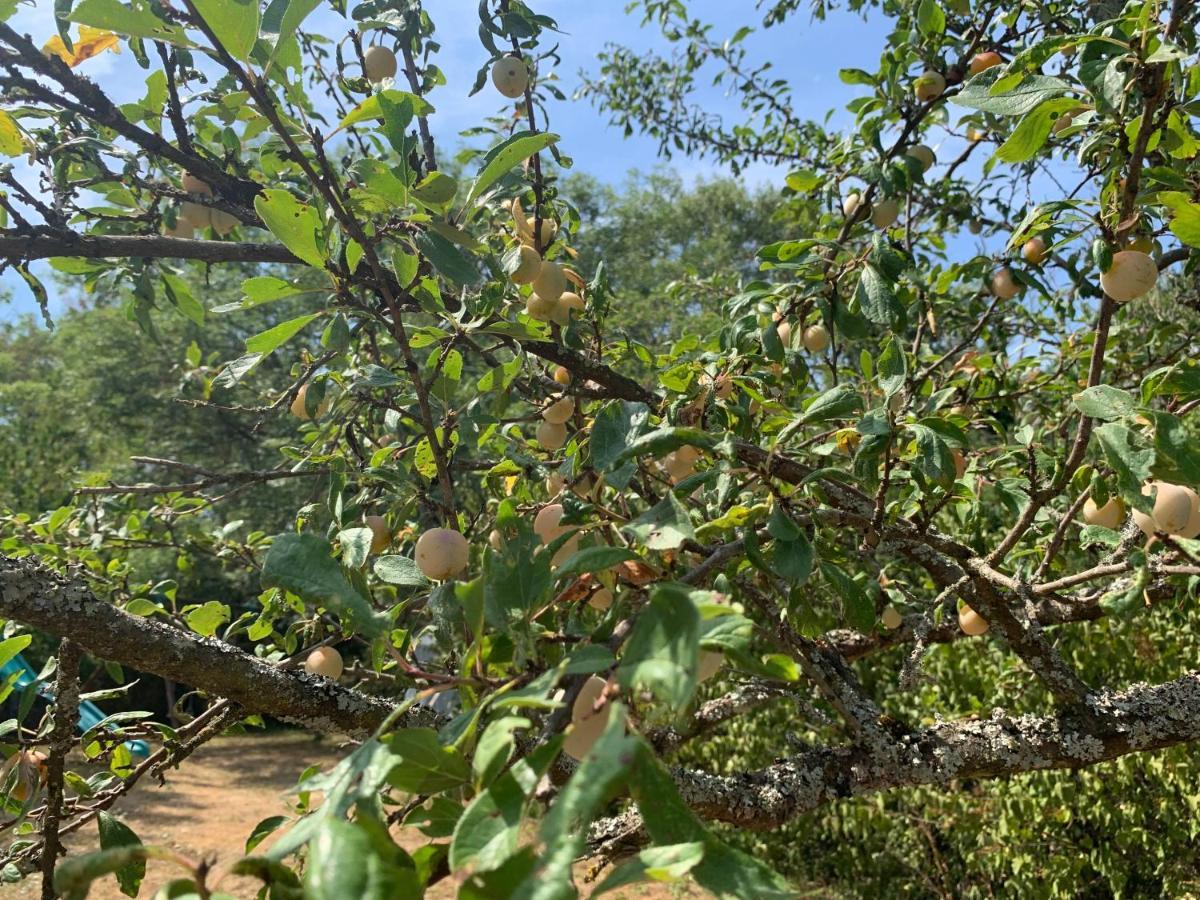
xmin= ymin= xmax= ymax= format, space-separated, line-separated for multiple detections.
xmin=3 ymin=731 xmax=704 ymax=899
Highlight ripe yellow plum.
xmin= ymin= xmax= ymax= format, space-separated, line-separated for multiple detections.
xmin=181 ymin=172 xmax=212 ymax=196
xmin=968 ymin=51 xmax=1003 ymax=75
xmin=871 ymin=198 xmax=900 ymax=228
xmin=364 ymin=515 xmax=391 ymax=554
xmin=364 ymin=45 xmax=398 ymax=82
xmin=542 ymin=395 xmax=575 ymax=425
xmin=563 ymin=676 xmax=615 ymax=760
xmin=551 ymin=291 xmax=584 ymax=326
xmin=959 ymin=605 xmax=989 ymax=636
xmin=536 ymin=420 xmax=568 ymax=451
xmin=415 ymin=528 xmax=470 ymax=580
xmin=1081 ymin=496 xmax=1124 ymax=530
xmin=492 ymin=56 xmax=529 ymax=98
xmin=1022 ymin=236 xmax=1047 ymax=265
xmin=697 ymin=650 xmax=724 ymax=682
xmin=802 ymin=323 xmax=830 ymax=352
xmin=1100 ymin=250 xmax=1157 ymax=302
xmin=304 ymin=647 xmax=344 ymax=680
xmin=914 ymin=70 xmax=946 ymax=102
xmin=990 ymin=267 xmax=1021 ymax=299
xmin=510 ymin=245 xmax=542 ymax=284
xmin=1132 ymin=482 xmax=1195 ymax=536
xmin=290 ymin=384 xmax=328 ymax=420
xmin=532 ymin=260 xmax=567 ymax=304
xmin=906 ymin=144 xmax=935 ymax=171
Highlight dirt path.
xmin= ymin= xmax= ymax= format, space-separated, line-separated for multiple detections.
xmin=6 ymin=731 xmax=703 ymax=899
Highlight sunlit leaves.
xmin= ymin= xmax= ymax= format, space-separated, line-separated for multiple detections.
xmin=191 ymin=0 xmax=259 ymax=61
xmin=253 ymin=190 xmax=327 ymax=270
xmin=67 ymin=0 xmax=191 ymax=45
xmin=260 ymin=533 xmax=384 ymax=637
xmin=617 ymin=583 xmax=700 ymax=709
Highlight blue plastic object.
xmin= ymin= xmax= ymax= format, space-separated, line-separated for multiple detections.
xmin=1 ymin=654 xmax=150 ymax=759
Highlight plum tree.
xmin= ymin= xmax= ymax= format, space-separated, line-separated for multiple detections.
xmin=1 ymin=0 xmax=1198 ymax=896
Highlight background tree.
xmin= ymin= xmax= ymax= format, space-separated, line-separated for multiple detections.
xmin=0 ymin=0 xmax=1197 ymax=897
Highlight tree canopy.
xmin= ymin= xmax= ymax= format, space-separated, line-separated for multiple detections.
xmin=0 ymin=0 xmax=1199 ymax=896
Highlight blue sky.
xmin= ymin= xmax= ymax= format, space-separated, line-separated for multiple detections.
xmin=1 ymin=1 xmax=897 ymax=320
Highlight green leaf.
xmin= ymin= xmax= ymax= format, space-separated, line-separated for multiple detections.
xmin=1159 ymin=192 xmax=1200 ymax=247
xmin=385 ymin=729 xmax=470 ymax=794
xmin=253 ymin=190 xmax=327 ymax=269
xmin=623 ymin=491 xmax=695 ymax=551
xmin=517 ymin=710 xmax=636 ymax=897
xmin=244 ymin=312 xmax=320 ymax=355
xmin=1093 ymin=423 xmax=1155 ymax=512
xmin=412 ymin=172 xmax=458 ymax=208
xmin=184 ymin=601 xmax=230 ymax=637
xmin=449 ymin=743 xmax=558 ymax=872
xmin=950 ymin=69 xmax=1070 ymax=116
xmin=97 ymin=812 xmax=144 ymax=898
xmin=856 ymin=264 xmax=901 ymax=325
xmin=245 ymin=816 xmax=290 ymax=853
xmin=472 ymin=716 xmax=529 ymax=789
xmin=338 ymin=527 xmax=373 ymax=569
xmin=372 ymin=555 xmax=428 ymax=587
xmin=335 ymin=90 xmax=433 ymax=132
xmin=627 ymin=741 xmax=794 ymax=898
xmin=994 ymin=99 xmax=1076 ymax=164
xmin=261 ymin=0 xmax=321 ymax=70
xmin=68 ymin=0 xmax=192 ymax=44
xmin=908 ymin=423 xmax=956 ymax=488
xmin=54 ymin=847 xmax=159 ymax=900
xmin=819 ymin=561 xmax=875 ymax=631
xmin=612 ymin=426 xmax=718 ymax=466
xmin=464 ymin=131 xmax=560 ymax=208
xmin=593 ymin=842 xmax=705 ymax=895
xmin=553 ymin=545 xmax=640 ymax=577
xmin=305 ymin=818 xmax=420 ymax=900
xmin=161 ymin=272 xmax=204 ymax=325
xmin=1147 ymin=412 xmax=1200 ymax=484
xmin=877 ymin=334 xmax=906 ymax=397
xmin=0 ymin=635 xmax=32 ymax=672
xmin=797 ymin=384 xmax=863 ymax=426
xmin=916 ymin=0 xmax=944 ymax=35
xmin=1072 ymin=385 xmax=1137 ymax=421
xmin=617 ymin=584 xmax=700 ymax=709
xmin=191 ymin=0 xmax=259 ymax=61
xmin=261 ymin=533 xmax=385 ymax=637
xmin=414 ymin=231 xmax=480 ymax=286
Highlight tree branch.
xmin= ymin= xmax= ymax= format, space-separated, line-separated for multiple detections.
xmin=0 ymin=556 xmax=439 ymax=737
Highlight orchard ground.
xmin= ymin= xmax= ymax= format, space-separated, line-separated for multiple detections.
xmin=8 ymin=731 xmax=700 ymax=900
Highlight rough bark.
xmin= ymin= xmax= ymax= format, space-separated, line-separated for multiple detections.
xmin=0 ymin=232 xmax=301 ymax=266
xmin=0 ymin=556 xmax=438 ymax=736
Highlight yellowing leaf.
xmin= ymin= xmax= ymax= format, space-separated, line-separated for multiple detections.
xmin=43 ymin=26 xmax=121 ymax=68
xmin=0 ymin=111 xmax=23 ymax=157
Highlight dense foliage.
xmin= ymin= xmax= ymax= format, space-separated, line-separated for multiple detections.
xmin=0 ymin=0 xmax=1198 ymax=896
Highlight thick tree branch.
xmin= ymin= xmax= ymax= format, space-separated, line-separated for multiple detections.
xmin=596 ymin=669 xmax=1200 ymax=836
xmin=0 ymin=232 xmax=301 ymax=266
xmin=0 ymin=556 xmax=439 ymax=737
